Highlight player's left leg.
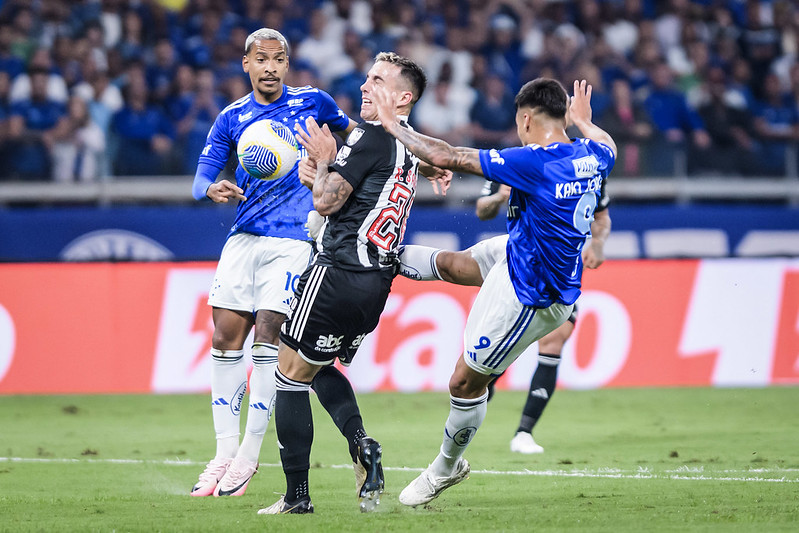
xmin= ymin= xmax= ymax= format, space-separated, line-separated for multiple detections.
xmin=258 ymin=345 xmax=320 ymax=515
xmin=510 ymin=317 xmax=574 ymax=454
xmin=312 ymin=365 xmax=384 ymax=511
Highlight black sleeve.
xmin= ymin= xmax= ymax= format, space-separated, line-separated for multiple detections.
xmin=329 ymin=123 xmax=389 ymax=189
xmin=597 ymin=177 xmax=610 ymax=212
xmin=480 ymin=179 xmax=500 ymax=197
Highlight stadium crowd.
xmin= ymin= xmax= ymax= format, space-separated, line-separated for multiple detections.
xmin=0 ymin=0 xmax=797 ymax=182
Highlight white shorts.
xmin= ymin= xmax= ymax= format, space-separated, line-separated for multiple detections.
xmin=208 ymin=233 xmax=313 ymax=315
xmin=467 ymin=234 xmax=509 ymax=281
xmin=462 ymin=253 xmax=573 ymax=376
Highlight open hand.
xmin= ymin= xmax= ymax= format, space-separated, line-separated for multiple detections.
xmin=371 ymin=85 xmax=399 ymax=132
xmin=295 ymin=116 xmax=337 ymax=162
xmin=569 ymin=80 xmax=593 ymax=126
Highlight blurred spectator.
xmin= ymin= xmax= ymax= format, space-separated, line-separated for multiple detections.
xmin=641 ymin=61 xmax=711 ymax=175
xmin=596 ymin=77 xmax=654 ymax=177
xmin=739 ymin=0 xmax=781 ymax=101
xmin=0 ymin=22 xmax=25 ymax=79
xmin=480 ymin=12 xmax=524 ymax=92
xmin=51 ymin=95 xmax=106 ymax=182
xmin=110 ymin=75 xmax=174 ymax=176
xmin=9 ymin=48 xmax=68 ymax=104
xmin=753 ymin=73 xmax=799 ymax=177
xmin=7 ymin=67 xmax=67 ymax=179
xmin=146 ymin=38 xmax=180 ymax=103
xmin=411 ymin=63 xmax=474 ymax=146
xmin=180 ymin=7 xmax=223 ymax=68
xmin=116 ymin=9 xmax=146 ymax=62
xmin=172 ymin=67 xmax=225 ymax=174
xmin=469 ymin=70 xmax=516 ymax=150
xmin=696 ymin=67 xmax=759 ymax=176
xmin=295 ymin=7 xmax=353 ymax=86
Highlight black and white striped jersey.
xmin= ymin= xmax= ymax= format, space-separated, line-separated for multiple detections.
xmin=317 ymin=119 xmax=420 ymax=271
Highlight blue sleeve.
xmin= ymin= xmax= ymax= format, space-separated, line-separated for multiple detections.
xmin=192 ymin=162 xmax=220 ymax=201
xmin=315 ymin=90 xmax=351 ymax=133
xmin=197 ymin=111 xmax=234 ymax=170
xmin=479 ymin=146 xmax=540 ymax=193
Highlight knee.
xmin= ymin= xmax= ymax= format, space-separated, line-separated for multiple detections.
xmin=448 ymin=371 xmax=485 ymax=398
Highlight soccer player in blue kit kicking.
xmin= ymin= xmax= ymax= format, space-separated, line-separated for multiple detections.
xmin=189 ymin=28 xmax=357 ymax=498
xmin=371 ymin=78 xmax=617 ymax=506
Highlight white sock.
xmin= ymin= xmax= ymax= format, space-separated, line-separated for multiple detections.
xmin=238 ymin=342 xmax=278 ymax=463
xmin=431 ymin=392 xmax=488 ymax=477
xmin=211 ymin=348 xmax=247 ymax=459
xmin=398 ymin=245 xmax=443 ymax=281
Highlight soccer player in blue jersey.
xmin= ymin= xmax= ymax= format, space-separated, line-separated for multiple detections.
xmin=372 ymin=78 xmax=617 ymax=506
xmin=189 ymin=28 xmax=357 ymax=498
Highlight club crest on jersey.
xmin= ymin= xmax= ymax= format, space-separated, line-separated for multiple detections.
xmin=346 ymin=128 xmax=364 ymax=146
xmin=335 ymin=146 xmax=351 ymax=166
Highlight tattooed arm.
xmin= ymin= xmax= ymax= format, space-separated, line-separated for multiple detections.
xmin=311 ymin=161 xmax=354 ymax=216
xmin=373 ymin=86 xmax=485 ymax=177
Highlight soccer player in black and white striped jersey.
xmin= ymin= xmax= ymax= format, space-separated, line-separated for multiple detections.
xmin=257 ymin=52 xmax=450 ymax=515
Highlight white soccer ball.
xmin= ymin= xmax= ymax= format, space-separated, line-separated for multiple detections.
xmin=237 ymin=119 xmax=299 ymax=181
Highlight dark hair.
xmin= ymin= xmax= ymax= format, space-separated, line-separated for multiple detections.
xmin=514 ymin=78 xmax=568 ymax=119
xmin=375 ymin=51 xmax=427 ymax=104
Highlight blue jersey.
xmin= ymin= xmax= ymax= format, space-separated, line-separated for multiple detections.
xmin=479 ymin=138 xmax=615 ymax=307
xmin=199 ymin=86 xmax=351 ymax=240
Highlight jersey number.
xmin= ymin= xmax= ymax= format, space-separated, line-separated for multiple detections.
xmin=573 ymin=191 xmax=597 ymax=235
xmin=367 ymin=182 xmax=414 ymax=250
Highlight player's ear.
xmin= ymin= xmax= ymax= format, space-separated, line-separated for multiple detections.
xmin=399 ymin=91 xmax=413 ymax=107
xmin=242 ymin=55 xmax=249 ymax=73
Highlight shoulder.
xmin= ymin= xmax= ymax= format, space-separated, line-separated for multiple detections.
xmin=219 ymin=93 xmax=251 ymax=116
xmin=286 ymin=85 xmax=323 ymax=100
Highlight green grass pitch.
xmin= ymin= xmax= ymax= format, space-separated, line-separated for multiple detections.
xmin=1 ymin=387 xmax=798 ymax=532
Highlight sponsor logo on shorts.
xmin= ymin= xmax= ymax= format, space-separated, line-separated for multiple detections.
xmin=316 ymin=334 xmax=344 ymax=353
xmin=348 ymin=333 xmax=366 ymax=350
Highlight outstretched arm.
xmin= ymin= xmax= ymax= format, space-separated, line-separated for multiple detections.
xmin=373 ymin=86 xmax=484 ymax=176
xmin=569 ymin=80 xmax=617 ymax=157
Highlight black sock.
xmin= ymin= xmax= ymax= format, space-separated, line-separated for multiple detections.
xmin=275 ymin=371 xmax=313 ymax=503
xmin=517 ymin=353 xmax=560 ymax=434
xmin=312 ymin=365 xmax=366 ymax=462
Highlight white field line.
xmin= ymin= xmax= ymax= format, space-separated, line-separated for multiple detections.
xmin=2 ymin=457 xmax=798 ymax=483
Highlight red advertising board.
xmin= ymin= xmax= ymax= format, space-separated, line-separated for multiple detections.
xmin=0 ymin=259 xmax=797 ymax=394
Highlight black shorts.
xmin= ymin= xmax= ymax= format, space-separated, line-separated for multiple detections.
xmin=568 ymin=304 xmax=578 ymax=325
xmin=280 ymin=262 xmax=395 ymax=366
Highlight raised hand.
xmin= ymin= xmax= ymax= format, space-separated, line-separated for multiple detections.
xmin=569 ymin=79 xmax=593 ymax=126
xmin=294 ymin=116 xmax=337 ymax=162
xmin=371 ymin=85 xmax=399 ymax=133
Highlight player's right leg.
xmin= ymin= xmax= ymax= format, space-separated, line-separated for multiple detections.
xmin=191 ymin=307 xmax=253 ymax=497
xmin=398 ymin=234 xmax=508 ymax=287
xmin=193 ymin=234 xmax=256 ymax=497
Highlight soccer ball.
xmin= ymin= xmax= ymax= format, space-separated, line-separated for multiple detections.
xmin=237 ymin=119 xmax=299 ymax=181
